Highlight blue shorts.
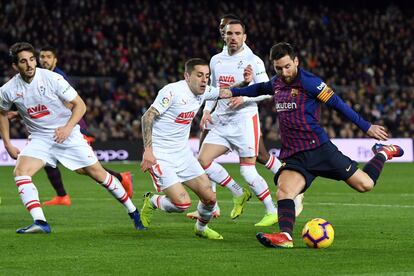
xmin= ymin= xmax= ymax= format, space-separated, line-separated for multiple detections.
xmin=274 ymin=141 xmax=358 ymax=192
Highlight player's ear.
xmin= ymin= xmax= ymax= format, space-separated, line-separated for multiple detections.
xmin=184 ymin=71 xmax=190 ymax=81
xmin=294 ymin=57 xmax=299 ymax=66
xmin=12 ymin=63 xmax=18 ymax=72
xmin=243 ymin=34 xmax=247 ymax=43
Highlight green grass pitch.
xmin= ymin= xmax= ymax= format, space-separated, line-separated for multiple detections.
xmin=0 ymin=163 xmax=413 ymax=275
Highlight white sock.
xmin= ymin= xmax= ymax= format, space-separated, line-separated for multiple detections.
xmin=15 ymin=176 xmax=46 ymax=222
xmin=151 ymin=195 xmax=191 ymax=213
xmin=196 ymin=200 xmax=215 ymax=231
xmin=100 ymin=173 xmax=135 ymax=213
xmin=204 ymin=162 xmax=243 ymax=197
xmin=240 ymin=165 xmax=277 ymax=214
xmin=265 ymin=155 xmax=282 ymax=174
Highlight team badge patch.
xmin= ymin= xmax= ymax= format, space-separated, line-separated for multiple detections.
xmin=291 ymin=88 xmax=299 ymax=97
xmin=161 ymin=97 xmax=170 ymax=107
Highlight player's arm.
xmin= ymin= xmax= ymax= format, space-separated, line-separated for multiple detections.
xmin=54 ymin=95 xmax=86 ymax=143
xmin=220 ymin=80 xmax=273 ymax=99
xmin=307 ymin=80 xmax=388 ymax=141
xmin=0 ymin=110 xmax=20 ymax=159
xmin=140 ymin=106 xmax=160 ymax=172
xmin=0 ymin=90 xmax=20 ymax=159
xmin=238 ymin=59 xmax=273 ymax=104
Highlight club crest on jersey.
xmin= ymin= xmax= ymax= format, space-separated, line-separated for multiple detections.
xmin=27 ymin=104 xmax=50 ymax=119
xmin=237 ymin=60 xmax=244 ymax=69
xmin=291 ymin=88 xmax=299 ymax=97
xmin=175 ymin=111 xmax=195 ymax=125
xmin=39 ymin=86 xmax=46 ymax=95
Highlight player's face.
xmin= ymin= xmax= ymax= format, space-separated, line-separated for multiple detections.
xmin=39 ymin=50 xmax=57 ymax=71
xmin=219 ymin=18 xmax=232 ymax=41
xmin=273 ymin=55 xmax=299 ymax=84
xmin=13 ymin=50 xmax=37 ymax=82
xmin=185 ymin=65 xmax=210 ymax=95
xmin=224 ymin=23 xmax=246 ymax=55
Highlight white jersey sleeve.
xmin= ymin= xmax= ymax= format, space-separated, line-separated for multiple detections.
xmin=242 ymin=56 xmax=271 ymax=103
xmin=0 ymin=87 xmax=12 ymax=111
xmin=252 ymin=56 xmax=269 ymax=83
xmin=51 ymin=73 xmax=78 ymax=102
xmin=151 ymin=84 xmax=175 ymax=115
xmin=203 ymin=86 xmax=219 ymax=101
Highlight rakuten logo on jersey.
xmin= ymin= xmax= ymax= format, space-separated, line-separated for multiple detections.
xmin=218 ymin=75 xmax=235 ymax=88
xmin=175 ymin=111 xmax=195 ymax=125
xmin=27 ymin=104 xmax=50 ymax=119
xmin=275 ymin=102 xmax=297 ymax=112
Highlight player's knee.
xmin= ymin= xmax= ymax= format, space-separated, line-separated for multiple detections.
xmin=198 ymin=156 xmax=211 ymax=169
xmin=172 ymin=200 xmax=192 ymax=213
xmin=356 ymin=179 xmax=374 ymax=193
xmin=13 ymin=167 xmax=29 ymax=177
xmin=75 ymin=168 xmax=87 ymax=175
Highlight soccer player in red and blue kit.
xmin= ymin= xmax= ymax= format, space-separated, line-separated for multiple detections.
xmin=222 ymin=42 xmax=404 ymax=248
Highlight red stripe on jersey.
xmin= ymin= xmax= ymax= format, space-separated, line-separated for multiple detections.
xmin=30 ymin=111 xmax=50 ymax=119
xmin=174 ymin=119 xmax=191 ymax=124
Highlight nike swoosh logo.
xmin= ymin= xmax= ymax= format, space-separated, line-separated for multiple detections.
xmin=346 ymin=164 xmax=352 ymax=172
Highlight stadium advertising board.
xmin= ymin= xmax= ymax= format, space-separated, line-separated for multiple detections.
xmin=0 ymin=138 xmax=412 ymax=165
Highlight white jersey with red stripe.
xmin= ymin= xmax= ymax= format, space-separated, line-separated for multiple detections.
xmin=150 ymin=80 xmax=219 ymax=153
xmin=208 ymin=46 xmax=269 ymax=122
xmin=0 ymin=68 xmax=78 ymax=138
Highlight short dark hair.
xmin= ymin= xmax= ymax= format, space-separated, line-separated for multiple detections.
xmin=40 ymin=46 xmax=57 ymax=57
xmin=9 ymin=42 xmax=36 ymax=64
xmin=220 ymin=13 xmax=240 ymax=21
xmin=270 ymin=42 xmax=297 ymax=61
xmin=225 ymin=20 xmax=246 ymax=34
xmin=185 ymin=58 xmax=209 ymax=74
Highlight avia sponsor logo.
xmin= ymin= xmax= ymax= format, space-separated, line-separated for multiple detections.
xmin=94 ymin=149 xmax=129 ymax=162
xmin=275 ymin=102 xmax=297 ymax=112
xmin=175 ymin=111 xmax=195 ymax=125
xmin=27 ymin=104 xmax=50 ymax=119
xmin=218 ymin=75 xmax=235 ymax=88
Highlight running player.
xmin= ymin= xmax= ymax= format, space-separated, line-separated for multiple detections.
xmin=140 ymin=58 xmax=224 ymax=239
xmin=0 ymin=42 xmax=144 ymax=233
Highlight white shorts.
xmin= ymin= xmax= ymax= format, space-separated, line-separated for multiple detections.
xmin=149 ymin=148 xmax=205 ymax=192
xmin=20 ymin=127 xmax=98 ymax=171
xmin=203 ymin=112 xmax=260 ymax=157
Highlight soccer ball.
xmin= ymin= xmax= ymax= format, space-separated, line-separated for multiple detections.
xmin=302 ymin=218 xmax=334 ymax=248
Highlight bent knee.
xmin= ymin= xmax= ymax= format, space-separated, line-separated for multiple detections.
xmin=172 ymin=201 xmax=192 ymax=212
xmin=13 ymin=167 xmax=32 ymax=177
xmin=198 ymin=157 xmax=211 ymax=169
xmin=75 ymin=168 xmax=87 ymax=175
xmin=355 ymin=179 xmax=374 ymax=193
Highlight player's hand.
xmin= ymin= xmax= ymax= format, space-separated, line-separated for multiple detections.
xmin=4 ymin=143 xmax=20 ymax=159
xmin=141 ymin=148 xmax=157 ymax=172
xmin=366 ymin=125 xmax=388 ymax=141
xmin=7 ymin=111 xmax=20 ymax=122
xmin=243 ymin=64 xmax=253 ymax=84
xmin=200 ymin=111 xmax=213 ymax=131
xmin=228 ymin=96 xmax=245 ymax=109
xmin=54 ymin=125 xmax=73 ymax=143
xmin=219 ymin=88 xmax=232 ymax=98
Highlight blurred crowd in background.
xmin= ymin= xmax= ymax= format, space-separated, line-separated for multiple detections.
xmin=1 ymin=0 xmax=413 ymax=142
